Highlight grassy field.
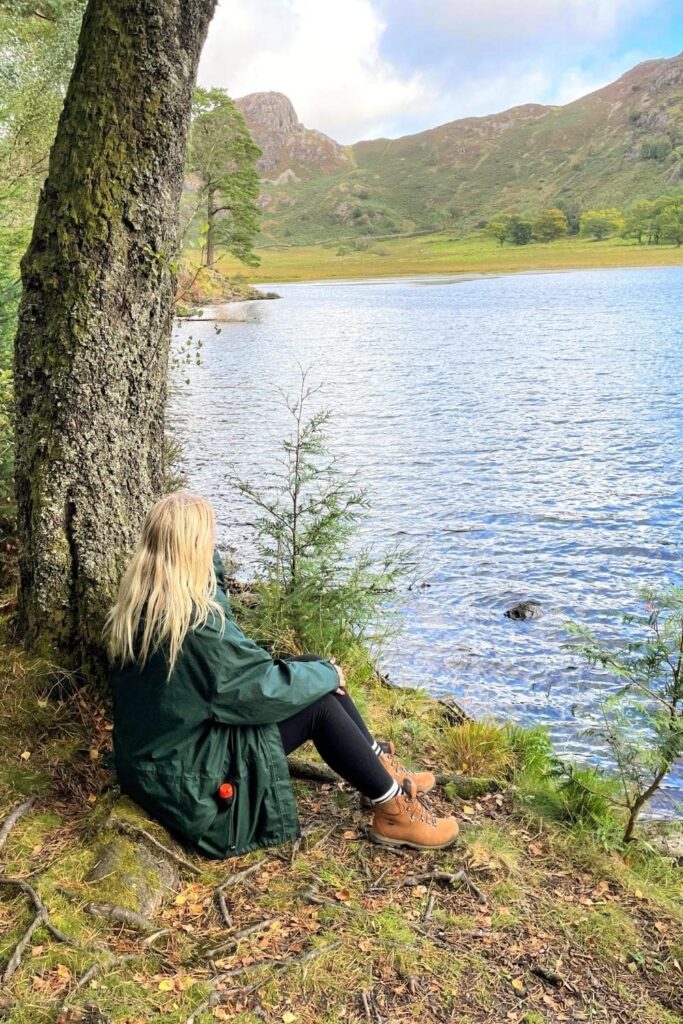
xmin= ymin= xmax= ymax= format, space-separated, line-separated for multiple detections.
xmin=211 ymin=233 xmax=683 ymax=286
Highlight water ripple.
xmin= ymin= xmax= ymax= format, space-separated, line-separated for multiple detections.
xmin=169 ymin=267 xmax=683 ymax=814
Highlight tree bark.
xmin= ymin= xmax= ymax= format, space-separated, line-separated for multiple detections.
xmin=13 ymin=0 xmax=217 ymax=678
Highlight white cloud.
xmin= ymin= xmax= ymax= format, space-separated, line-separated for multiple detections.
xmin=198 ymin=0 xmax=663 ymax=143
xmin=199 ymin=0 xmax=430 ymax=143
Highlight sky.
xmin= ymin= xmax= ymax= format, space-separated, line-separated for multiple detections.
xmin=198 ymin=0 xmax=683 ymax=144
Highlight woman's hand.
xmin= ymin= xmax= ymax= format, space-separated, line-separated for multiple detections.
xmin=330 ymin=658 xmax=347 ymax=695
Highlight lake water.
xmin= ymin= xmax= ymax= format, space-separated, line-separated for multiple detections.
xmin=169 ymin=266 xmax=683 ymax=814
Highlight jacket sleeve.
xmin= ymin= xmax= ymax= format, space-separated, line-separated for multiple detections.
xmin=205 ymin=617 xmax=340 ymax=726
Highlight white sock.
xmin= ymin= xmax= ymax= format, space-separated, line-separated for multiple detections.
xmin=371 ymin=740 xmax=382 ymax=757
xmin=370 ymin=780 xmax=401 ymax=805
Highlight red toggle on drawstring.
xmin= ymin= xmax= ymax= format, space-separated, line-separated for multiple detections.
xmin=218 ymin=782 xmax=234 ymax=801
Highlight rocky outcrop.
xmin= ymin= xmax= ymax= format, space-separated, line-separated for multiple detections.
xmin=235 ymin=91 xmax=348 ymax=176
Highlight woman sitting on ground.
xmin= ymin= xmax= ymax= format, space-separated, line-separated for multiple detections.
xmin=105 ymin=491 xmax=459 ymax=858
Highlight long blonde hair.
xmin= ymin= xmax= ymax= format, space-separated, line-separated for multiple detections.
xmin=105 ymin=491 xmax=225 ymax=676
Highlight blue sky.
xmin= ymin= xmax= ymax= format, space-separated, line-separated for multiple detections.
xmin=199 ymin=0 xmax=683 ymax=144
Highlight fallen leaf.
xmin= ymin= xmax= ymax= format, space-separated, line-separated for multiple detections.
xmin=282 ymin=1013 xmax=297 ymax=1024
xmin=157 ymin=979 xmax=174 ymax=992
xmin=462 ymin=805 xmax=475 ymax=815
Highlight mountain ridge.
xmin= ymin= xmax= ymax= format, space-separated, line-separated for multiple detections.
xmin=232 ymin=52 xmax=683 ymax=244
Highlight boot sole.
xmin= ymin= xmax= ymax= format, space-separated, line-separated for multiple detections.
xmin=368 ymin=828 xmax=458 ymax=851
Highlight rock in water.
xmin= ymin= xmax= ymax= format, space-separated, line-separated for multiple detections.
xmin=505 ymin=600 xmax=543 ymax=620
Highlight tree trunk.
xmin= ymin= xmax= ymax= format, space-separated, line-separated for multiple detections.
xmin=206 ymin=187 xmax=216 ymax=266
xmin=13 ymin=0 xmax=217 ymax=679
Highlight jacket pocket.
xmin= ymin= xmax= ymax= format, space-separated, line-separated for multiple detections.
xmin=117 ymin=760 xmax=221 ymax=845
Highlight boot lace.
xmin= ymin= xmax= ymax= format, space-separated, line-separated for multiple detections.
xmin=383 ymin=749 xmax=416 ymax=778
xmin=401 ymin=789 xmax=438 ymax=828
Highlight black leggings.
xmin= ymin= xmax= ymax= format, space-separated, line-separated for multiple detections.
xmin=278 ymin=657 xmax=395 ymax=801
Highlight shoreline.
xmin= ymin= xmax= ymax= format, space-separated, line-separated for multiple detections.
xmin=212 ymin=233 xmax=683 ymax=286
xmin=252 ymin=261 xmax=683 ymax=290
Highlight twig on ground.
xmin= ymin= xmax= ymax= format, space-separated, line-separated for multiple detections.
xmin=2 ymin=908 xmax=46 ymax=983
xmin=217 ymin=861 xmax=264 ymax=891
xmin=143 ymin=928 xmax=175 ymax=948
xmin=84 ymin=902 xmax=159 ymax=935
xmin=399 ymin=869 xmax=487 ymax=904
xmin=0 ymin=875 xmax=75 ymax=945
xmin=0 ymin=798 xmax=36 ymax=854
xmin=361 ymin=988 xmax=373 ymax=1020
xmin=212 ymin=861 xmax=264 ymax=931
xmin=182 ymin=941 xmax=341 ymax=1024
xmin=62 ymin=961 xmax=101 ymax=1002
xmin=113 ymin=820 xmax=201 ymax=875
xmin=216 ymin=889 xmax=232 ymax=928
xmin=60 ymin=952 xmax=141 ymax=1011
xmin=204 ymin=918 xmax=277 ymax=959
xmin=422 ymin=892 xmax=436 ymax=922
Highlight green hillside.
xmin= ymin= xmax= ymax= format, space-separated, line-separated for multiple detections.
xmin=254 ymin=55 xmax=683 ymax=246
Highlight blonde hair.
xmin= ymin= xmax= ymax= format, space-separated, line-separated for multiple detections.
xmin=105 ymin=491 xmax=225 ymax=677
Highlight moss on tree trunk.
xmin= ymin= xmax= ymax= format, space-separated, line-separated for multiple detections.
xmin=13 ymin=0 xmax=217 ymax=679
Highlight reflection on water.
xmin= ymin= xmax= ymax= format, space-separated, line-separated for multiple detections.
xmin=169 ymin=267 xmax=683 ymax=814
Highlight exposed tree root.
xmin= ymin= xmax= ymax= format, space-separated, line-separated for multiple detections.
xmin=112 ymin=819 xmax=201 ymax=876
xmin=2 ymin=907 xmax=46 ymax=983
xmin=0 ymin=797 xmax=36 ymax=853
xmin=83 ymin=901 xmax=160 ymax=935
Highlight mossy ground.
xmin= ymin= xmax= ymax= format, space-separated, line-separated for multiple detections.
xmin=1 ymin=621 xmax=681 ymax=1024
xmin=207 ymin=231 xmax=683 ymax=285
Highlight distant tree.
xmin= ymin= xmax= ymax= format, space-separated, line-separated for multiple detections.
xmin=506 ymin=215 xmax=533 ymax=246
xmin=187 ymin=87 xmax=262 ymax=268
xmin=533 ymin=208 xmax=568 ymax=242
xmin=579 ymin=209 xmax=625 ymax=241
xmin=484 ymin=215 xmax=511 ymax=246
xmin=656 ymin=198 xmax=683 ymax=246
xmin=622 ymin=199 xmax=656 ymax=244
xmin=554 ymin=200 xmax=581 ymax=236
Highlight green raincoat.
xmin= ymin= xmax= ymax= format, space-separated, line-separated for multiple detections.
xmin=110 ymin=551 xmax=339 ymax=858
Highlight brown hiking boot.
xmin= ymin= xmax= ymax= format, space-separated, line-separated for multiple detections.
xmin=369 ymin=779 xmax=459 ymax=851
xmin=379 ymin=741 xmax=436 ymax=794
